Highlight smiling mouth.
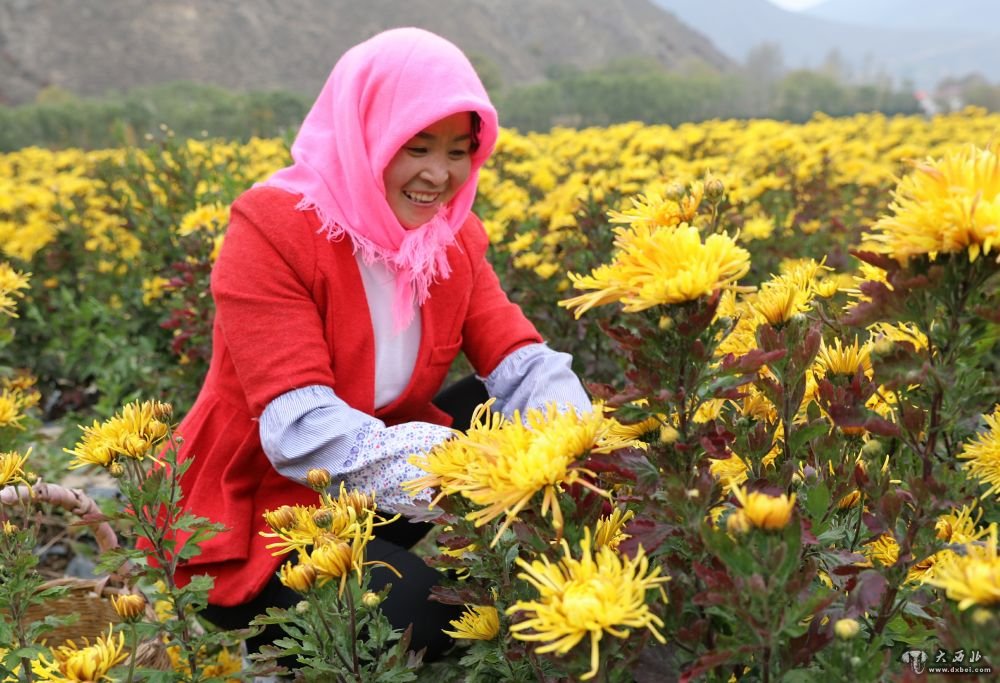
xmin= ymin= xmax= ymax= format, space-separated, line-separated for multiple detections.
xmin=403 ymin=190 xmax=441 ymax=205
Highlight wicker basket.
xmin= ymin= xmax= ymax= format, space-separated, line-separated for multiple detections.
xmin=0 ymin=482 xmax=172 ymax=670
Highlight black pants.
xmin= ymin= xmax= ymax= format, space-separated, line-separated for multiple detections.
xmin=201 ymin=374 xmax=489 ymax=663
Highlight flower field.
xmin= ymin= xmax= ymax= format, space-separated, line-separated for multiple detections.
xmin=1 ymin=107 xmax=999 ymax=681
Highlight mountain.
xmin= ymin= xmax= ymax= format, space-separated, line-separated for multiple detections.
xmin=0 ymin=0 xmax=732 ymax=106
xmin=805 ymin=0 xmax=1000 ymax=33
xmin=652 ymin=0 xmax=1000 ymax=87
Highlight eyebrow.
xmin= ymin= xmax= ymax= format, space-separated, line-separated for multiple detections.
xmin=413 ymin=131 xmax=472 ymax=142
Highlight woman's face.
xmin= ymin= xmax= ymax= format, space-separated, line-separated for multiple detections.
xmin=383 ymin=112 xmax=474 ymax=229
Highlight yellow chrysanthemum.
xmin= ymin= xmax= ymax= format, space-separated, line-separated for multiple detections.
xmin=0 ymin=262 xmax=30 ymax=318
xmin=110 ymin=592 xmax=147 ymax=622
xmin=406 ymin=402 xmax=638 ymax=546
xmin=65 ymin=400 xmax=171 ymax=470
xmin=507 ymin=531 xmax=668 ymax=681
xmin=813 ymin=337 xmax=873 ymax=378
xmin=444 ymin=605 xmax=501 ymax=641
xmin=0 ymin=376 xmax=40 ymax=430
xmin=559 ymin=223 xmax=751 ymax=317
xmin=864 ymin=142 xmax=1000 ymax=263
xmin=936 ymin=504 xmax=990 ymax=544
xmin=0 ymin=448 xmax=30 ymax=488
xmin=727 ymin=487 xmax=797 ymax=532
xmin=740 ymin=215 xmax=775 ymax=242
xmin=958 ymin=405 xmax=1000 ymax=499
xmin=32 ymin=625 xmax=127 ymax=682
xmin=910 ymin=506 xmax=994 ymax=585
xmin=0 ymin=388 xmax=31 ymax=429
xmin=863 ymin=533 xmax=900 ymax=567
xmin=925 ymin=526 xmax=1000 ymax=609
xmin=279 ymin=561 xmax=318 ymax=594
xmin=750 ymin=285 xmax=808 ymax=327
xmin=594 ymin=508 xmax=634 ymax=550
xmin=165 ymin=641 xmax=243 ymax=679
xmin=304 ymin=516 xmax=399 ymax=596
xmin=603 ymin=412 xmax=662 ymax=446
xmin=261 ymin=483 xmax=387 ymax=558
xmin=607 ymin=184 xmax=704 ymax=230
xmin=868 ymin=321 xmax=929 ymax=352
xmin=141 ymin=276 xmax=171 ymax=306
xmin=177 ymin=202 xmax=228 ymax=236
xmin=711 ymin=454 xmax=752 ymax=495
xmin=750 ymin=259 xmax=831 ymax=326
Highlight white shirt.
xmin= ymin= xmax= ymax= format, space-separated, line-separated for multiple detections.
xmin=355 ymin=254 xmax=420 ymax=409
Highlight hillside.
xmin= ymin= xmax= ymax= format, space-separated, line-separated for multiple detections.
xmin=654 ymin=0 xmax=1000 ymax=87
xmin=0 ymin=0 xmax=732 ymax=106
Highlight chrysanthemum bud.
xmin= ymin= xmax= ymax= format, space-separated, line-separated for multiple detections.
xmin=108 ymin=461 xmax=126 ymax=478
xmin=295 ymin=600 xmax=310 ymax=614
xmin=726 ymin=510 xmax=750 ymax=534
xmin=312 ymin=509 xmax=333 ymax=528
xmin=972 ymin=608 xmax=994 ymax=626
xmin=659 ymin=425 xmax=679 ymax=444
xmin=871 ymin=338 xmax=894 ymax=355
xmin=343 ymin=489 xmax=377 ymax=516
xmin=362 ymin=591 xmax=382 ymax=608
xmin=280 ymin=562 xmax=318 ymax=594
xmin=837 ymin=490 xmax=861 ymax=509
xmin=306 ymin=468 xmax=332 ymax=492
xmin=150 ymin=401 xmax=173 ymax=420
xmin=264 ymin=505 xmax=297 ymax=531
xmin=705 ymin=176 xmax=726 ymax=202
xmin=111 ymin=593 xmax=147 ymax=622
xmin=147 ymin=420 xmax=168 ymax=442
xmin=665 ymin=182 xmax=686 ymax=202
xmin=860 ymin=439 xmax=884 ymax=459
xmin=834 ymin=618 xmax=860 ymax=640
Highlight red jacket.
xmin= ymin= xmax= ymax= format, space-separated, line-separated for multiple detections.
xmin=171 ymin=186 xmax=541 ymax=605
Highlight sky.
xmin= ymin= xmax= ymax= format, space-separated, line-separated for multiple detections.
xmin=767 ymin=0 xmax=824 ymax=9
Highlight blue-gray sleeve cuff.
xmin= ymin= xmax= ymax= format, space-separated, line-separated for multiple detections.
xmin=259 ymin=385 xmax=452 ymax=511
xmin=482 ymin=343 xmax=591 ymax=417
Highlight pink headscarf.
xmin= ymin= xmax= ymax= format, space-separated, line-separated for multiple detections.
xmin=260 ymin=27 xmax=499 ymax=331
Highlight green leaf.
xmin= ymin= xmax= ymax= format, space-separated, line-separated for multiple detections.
xmin=778 ymin=518 xmax=803 ymax=580
xmin=804 ymin=481 xmax=831 ymax=523
xmin=789 ymin=421 xmax=830 ymax=456
xmin=504 ymin=541 xmax=521 ymax=569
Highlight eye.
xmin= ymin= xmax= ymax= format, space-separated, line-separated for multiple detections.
xmin=448 ymin=148 xmax=470 ymax=160
xmin=406 ymin=146 xmax=428 ymax=156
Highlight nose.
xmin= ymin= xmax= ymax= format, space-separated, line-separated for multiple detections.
xmin=418 ymin=156 xmax=449 ymax=186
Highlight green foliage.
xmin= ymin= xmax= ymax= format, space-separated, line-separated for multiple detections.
xmin=0 ymin=82 xmax=309 ymax=152
xmin=251 ymin=581 xmax=418 ymax=682
xmin=0 ymin=64 xmax=928 ymax=152
xmin=496 ymin=61 xmax=921 ymax=132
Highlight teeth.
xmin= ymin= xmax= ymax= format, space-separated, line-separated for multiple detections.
xmin=404 ymin=190 xmax=438 ymax=204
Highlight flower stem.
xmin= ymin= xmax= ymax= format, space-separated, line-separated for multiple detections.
xmin=125 ymin=622 xmax=139 ymax=683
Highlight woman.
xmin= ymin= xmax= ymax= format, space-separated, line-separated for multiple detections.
xmin=173 ymin=27 xmax=590 ymax=663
